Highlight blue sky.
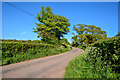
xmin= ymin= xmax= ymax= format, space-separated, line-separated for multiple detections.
xmin=2 ymin=2 xmax=118 ymax=43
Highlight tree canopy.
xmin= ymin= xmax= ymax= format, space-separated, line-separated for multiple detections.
xmin=72 ymin=24 xmax=107 ymax=46
xmin=116 ymin=32 xmax=120 ymax=37
xmin=33 ymin=6 xmax=70 ymax=44
xmin=60 ymin=38 xmax=70 ymax=45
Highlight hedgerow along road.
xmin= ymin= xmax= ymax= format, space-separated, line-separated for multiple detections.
xmin=2 ymin=47 xmax=84 ymax=78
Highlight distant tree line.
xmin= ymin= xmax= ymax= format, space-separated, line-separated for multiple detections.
xmin=1 ymin=39 xmax=41 ymax=43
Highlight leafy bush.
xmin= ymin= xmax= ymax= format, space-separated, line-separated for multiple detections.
xmin=65 ymin=47 xmax=119 ymax=78
xmin=92 ymin=36 xmax=120 ymax=75
xmin=77 ymin=44 xmax=89 ymax=50
xmin=65 ymin=36 xmax=120 ymax=78
xmin=2 ymin=42 xmax=72 ymax=66
xmin=85 ymin=47 xmax=119 ymax=78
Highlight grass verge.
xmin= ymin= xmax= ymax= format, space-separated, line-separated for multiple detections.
xmin=64 ymin=50 xmax=119 ymax=79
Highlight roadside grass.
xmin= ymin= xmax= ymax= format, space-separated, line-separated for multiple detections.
xmin=64 ymin=52 xmax=99 ymax=78
xmin=65 ymin=52 xmax=88 ymax=78
xmin=64 ymin=51 xmax=118 ymax=79
xmin=2 ymin=42 xmax=72 ymax=66
xmin=65 ymin=36 xmax=120 ymax=79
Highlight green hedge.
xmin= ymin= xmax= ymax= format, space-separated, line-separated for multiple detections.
xmin=65 ymin=48 xmax=119 ymax=78
xmin=77 ymin=44 xmax=89 ymax=50
xmin=2 ymin=42 xmax=55 ymax=59
xmin=65 ymin=36 xmax=120 ymax=78
xmin=1 ymin=42 xmax=72 ymax=66
xmin=92 ymin=37 xmax=120 ymax=74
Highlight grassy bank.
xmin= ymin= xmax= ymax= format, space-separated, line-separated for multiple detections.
xmin=65 ymin=36 xmax=120 ymax=79
xmin=65 ymin=51 xmax=119 ymax=79
xmin=1 ymin=42 xmax=72 ymax=66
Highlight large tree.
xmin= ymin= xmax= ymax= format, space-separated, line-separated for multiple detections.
xmin=33 ymin=6 xmax=70 ymax=44
xmin=72 ymin=24 xmax=107 ymax=45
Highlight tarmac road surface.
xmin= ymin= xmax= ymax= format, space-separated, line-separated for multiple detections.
xmin=2 ymin=47 xmax=84 ymax=78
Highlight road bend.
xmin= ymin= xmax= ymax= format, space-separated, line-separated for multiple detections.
xmin=2 ymin=47 xmax=84 ymax=78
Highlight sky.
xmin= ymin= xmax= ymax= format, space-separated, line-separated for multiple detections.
xmin=2 ymin=2 xmax=118 ymax=43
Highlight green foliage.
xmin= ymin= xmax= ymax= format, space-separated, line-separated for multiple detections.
xmin=113 ymin=32 xmax=120 ymax=37
xmin=65 ymin=47 xmax=119 ymax=78
xmin=77 ymin=44 xmax=89 ymax=50
xmin=31 ymin=40 xmax=41 ymax=43
xmin=71 ymin=41 xmax=79 ymax=47
xmin=65 ymin=36 xmax=120 ymax=78
xmin=60 ymin=38 xmax=70 ymax=45
xmin=60 ymin=38 xmax=71 ymax=48
xmin=2 ymin=39 xmax=41 ymax=43
xmin=72 ymin=24 xmax=107 ymax=46
xmin=92 ymin=36 xmax=120 ymax=75
xmin=33 ymin=6 xmax=70 ymax=44
xmin=117 ymin=32 xmax=120 ymax=37
xmin=2 ymin=41 xmax=72 ymax=66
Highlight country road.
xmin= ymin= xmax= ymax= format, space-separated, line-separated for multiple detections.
xmin=2 ymin=47 xmax=84 ymax=78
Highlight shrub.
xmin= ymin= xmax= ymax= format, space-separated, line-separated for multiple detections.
xmin=65 ymin=47 xmax=119 ymax=78
xmin=2 ymin=42 xmax=72 ymax=66
xmin=65 ymin=36 xmax=120 ymax=78
xmin=92 ymin=36 xmax=120 ymax=75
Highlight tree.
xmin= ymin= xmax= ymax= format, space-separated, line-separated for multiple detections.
xmin=72 ymin=24 xmax=107 ymax=46
xmin=60 ymin=38 xmax=70 ymax=45
xmin=33 ymin=6 xmax=70 ymax=44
